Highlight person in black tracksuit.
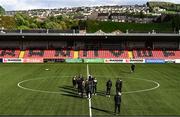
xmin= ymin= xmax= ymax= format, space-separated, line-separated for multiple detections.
xmin=93 ymin=77 xmax=97 ymax=95
xmin=85 ymin=79 xmax=89 ymax=97
xmin=86 ymin=80 xmax=93 ymax=98
xmin=72 ymin=76 xmax=77 ymax=88
xmin=106 ymin=80 xmax=112 ymax=97
xmin=116 ymin=79 xmax=122 ymax=93
xmin=77 ymin=78 xmax=82 ymax=95
xmin=88 ymin=75 xmax=93 ymax=81
xmin=114 ymin=92 xmax=122 ymax=114
xmin=131 ymin=64 xmax=136 ymax=72
xmin=81 ymin=80 xmax=85 ymax=98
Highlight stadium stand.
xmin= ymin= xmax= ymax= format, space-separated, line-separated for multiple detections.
xmin=0 ymin=31 xmax=180 ymax=60
xmin=53 ymin=50 xmax=74 ymax=58
xmin=0 ymin=49 xmax=180 ymax=59
xmin=24 ymin=50 xmax=44 ymax=58
xmin=0 ymin=50 xmax=20 ymax=58
xmin=162 ymin=50 xmax=180 ymax=59
xmin=133 ymin=50 xmax=180 ymax=59
xmin=23 ymin=50 xmax=74 ymax=59
xmin=79 ymin=50 xmax=128 ymax=58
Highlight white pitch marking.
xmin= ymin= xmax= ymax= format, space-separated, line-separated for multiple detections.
xmin=83 ymin=75 xmax=160 ymax=94
xmin=87 ymin=64 xmax=92 ymax=117
xmin=17 ymin=76 xmax=71 ymax=94
xmin=122 ymin=78 xmax=160 ymax=94
xmin=17 ymin=75 xmax=160 ymax=95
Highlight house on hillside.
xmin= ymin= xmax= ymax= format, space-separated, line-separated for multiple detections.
xmin=109 ymin=13 xmax=126 ymax=22
xmin=97 ymin=13 xmax=109 ymax=21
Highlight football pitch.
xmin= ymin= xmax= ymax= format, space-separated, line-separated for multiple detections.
xmin=0 ymin=63 xmax=180 ymax=116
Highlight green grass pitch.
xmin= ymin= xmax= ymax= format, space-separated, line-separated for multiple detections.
xmin=0 ymin=63 xmax=180 ymax=115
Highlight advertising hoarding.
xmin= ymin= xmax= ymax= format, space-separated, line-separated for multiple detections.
xmin=104 ymin=59 xmax=124 ymax=63
xmin=84 ymin=59 xmax=104 ymax=63
xmin=24 ymin=58 xmax=44 ymax=63
xmin=175 ymin=59 xmax=180 ymax=63
xmin=65 ymin=59 xmax=83 ymax=63
xmin=125 ymin=59 xmax=145 ymax=63
xmin=165 ymin=59 xmax=175 ymax=63
xmin=3 ymin=58 xmax=23 ymax=63
xmin=145 ymin=59 xmax=165 ymax=63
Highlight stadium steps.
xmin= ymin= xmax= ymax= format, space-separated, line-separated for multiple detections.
xmin=19 ymin=51 xmax=25 ymax=58
xmin=128 ymin=51 xmax=133 ymax=59
xmin=74 ymin=51 xmax=79 ymax=58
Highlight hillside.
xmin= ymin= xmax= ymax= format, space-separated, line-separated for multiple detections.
xmin=0 ymin=14 xmax=175 ymax=32
xmin=0 ymin=16 xmax=16 ymax=29
xmin=147 ymin=1 xmax=180 ymax=12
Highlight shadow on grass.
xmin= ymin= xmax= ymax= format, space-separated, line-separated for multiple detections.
xmin=59 ymin=89 xmax=77 ymax=95
xmin=97 ymin=90 xmax=105 ymax=96
xmin=61 ymin=93 xmax=81 ymax=99
xmin=59 ymin=85 xmax=83 ymax=99
xmin=91 ymin=106 xmax=114 ymax=115
xmin=59 ymin=85 xmax=77 ymax=91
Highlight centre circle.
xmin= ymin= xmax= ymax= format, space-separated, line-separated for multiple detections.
xmin=17 ymin=76 xmax=160 ymax=95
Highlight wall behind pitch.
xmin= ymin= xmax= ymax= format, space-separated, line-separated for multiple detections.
xmin=175 ymin=59 xmax=180 ymax=63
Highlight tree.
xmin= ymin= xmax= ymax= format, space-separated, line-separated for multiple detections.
xmin=14 ymin=13 xmax=30 ymax=26
xmin=44 ymin=21 xmax=63 ymax=29
xmin=0 ymin=6 xmax=5 ymax=15
xmin=78 ymin=20 xmax=87 ymax=30
xmin=17 ymin=25 xmax=30 ymax=30
xmin=48 ymin=16 xmax=57 ymax=22
xmin=172 ymin=14 xmax=180 ymax=32
xmin=14 ymin=13 xmax=40 ymax=29
xmin=29 ymin=23 xmax=38 ymax=29
xmin=59 ymin=21 xmax=67 ymax=30
xmin=6 ymin=12 xmax=79 ymax=30
xmin=140 ymin=10 xmax=145 ymax=18
xmin=0 ymin=16 xmax=16 ymax=29
xmin=57 ymin=15 xmax=63 ymax=21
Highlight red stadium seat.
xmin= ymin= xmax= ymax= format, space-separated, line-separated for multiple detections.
xmin=133 ymin=50 xmax=180 ymax=59
xmin=23 ymin=50 xmax=74 ymax=59
xmin=79 ymin=50 xmax=128 ymax=58
xmin=0 ymin=50 xmax=20 ymax=58
xmin=0 ymin=49 xmax=180 ymax=59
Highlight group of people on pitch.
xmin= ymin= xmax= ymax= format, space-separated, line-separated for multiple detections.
xmin=72 ymin=74 xmax=97 ymax=98
xmin=71 ymin=64 xmax=135 ymax=115
xmin=106 ymin=79 xmax=123 ymax=97
xmin=106 ymin=79 xmax=123 ymax=114
xmin=72 ymin=75 xmax=122 ymax=114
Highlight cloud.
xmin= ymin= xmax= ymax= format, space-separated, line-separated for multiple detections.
xmin=0 ymin=0 xmax=180 ymax=11
xmin=0 ymin=0 xmax=40 ymax=10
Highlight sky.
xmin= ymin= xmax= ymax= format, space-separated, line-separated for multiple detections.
xmin=0 ymin=0 xmax=180 ymax=11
